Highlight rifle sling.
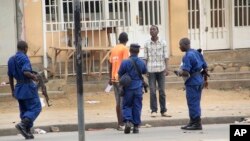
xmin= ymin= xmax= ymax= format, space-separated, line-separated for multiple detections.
xmin=128 ymin=58 xmax=144 ymax=80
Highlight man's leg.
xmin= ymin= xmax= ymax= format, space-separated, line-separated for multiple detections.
xmin=148 ymin=73 xmax=157 ymax=116
xmin=113 ymin=83 xmax=124 ymax=130
xmin=123 ymin=89 xmax=134 ymax=134
xmin=20 ymin=97 xmax=42 ymax=138
xmin=16 ymin=100 xmax=30 ymax=139
xmin=132 ymin=89 xmax=143 ymax=133
xmin=156 ymin=71 xmax=168 ymax=116
xmin=182 ymin=85 xmax=202 ymax=130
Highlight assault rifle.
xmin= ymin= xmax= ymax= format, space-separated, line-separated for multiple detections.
xmin=32 ymin=71 xmax=52 ymax=107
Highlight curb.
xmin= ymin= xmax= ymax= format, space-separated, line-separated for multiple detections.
xmin=0 ymin=116 xmax=245 ymax=137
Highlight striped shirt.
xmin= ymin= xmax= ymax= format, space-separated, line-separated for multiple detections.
xmin=144 ymin=38 xmax=169 ymax=72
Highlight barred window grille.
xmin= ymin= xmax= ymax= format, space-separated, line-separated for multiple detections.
xmin=45 ymin=0 xmax=59 ymax=31
xmin=45 ymin=0 xmax=131 ymax=31
xmin=210 ymin=0 xmax=225 ymax=28
xmin=138 ymin=0 xmax=161 ymax=26
xmin=234 ymin=0 xmax=250 ymax=27
xmin=188 ymin=0 xmax=200 ymax=29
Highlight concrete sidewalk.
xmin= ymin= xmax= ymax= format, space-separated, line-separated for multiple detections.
xmin=0 ymin=88 xmax=250 ymax=136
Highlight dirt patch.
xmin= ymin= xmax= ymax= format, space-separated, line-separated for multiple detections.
xmin=1 ymin=89 xmax=250 ymax=113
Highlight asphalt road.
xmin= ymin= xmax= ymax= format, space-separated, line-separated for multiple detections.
xmin=0 ymin=124 xmax=230 ymax=141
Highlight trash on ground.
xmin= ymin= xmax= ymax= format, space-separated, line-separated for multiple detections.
xmin=86 ymin=100 xmax=100 ymax=104
xmin=236 ymin=117 xmax=250 ymax=123
xmin=50 ymin=126 xmax=60 ymax=132
xmin=141 ymin=123 xmax=152 ymax=128
xmin=0 ymin=82 xmax=7 ymax=86
xmin=34 ymin=128 xmax=47 ymax=134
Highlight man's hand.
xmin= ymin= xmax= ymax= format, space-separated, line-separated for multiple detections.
xmin=164 ymin=69 xmax=169 ymax=76
xmin=32 ymin=74 xmax=38 ymax=81
xmin=108 ymin=79 xmax=113 ymax=85
xmin=174 ymin=70 xmax=181 ymax=76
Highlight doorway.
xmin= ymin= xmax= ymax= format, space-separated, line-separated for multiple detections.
xmin=188 ymin=0 xmax=230 ymax=50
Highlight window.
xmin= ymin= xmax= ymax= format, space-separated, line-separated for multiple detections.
xmin=108 ymin=0 xmax=131 ymax=26
xmin=234 ymin=0 xmax=250 ymax=26
xmin=210 ymin=0 xmax=225 ymax=28
xmin=45 ymin=0 xmax=131 ymax=31
xmin=62 ymin=0 xmax=103 ymax=22
xmin=138 ymin=0 xmax=161 ymax=26
xmin=45 ymin=0 xmax=59 ymax=22
xmin=188 ymin=0 xmax=200 ymax=29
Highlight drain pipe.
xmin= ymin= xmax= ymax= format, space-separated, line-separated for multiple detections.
xmin=42 ymin=0 xmax=48 ymax=78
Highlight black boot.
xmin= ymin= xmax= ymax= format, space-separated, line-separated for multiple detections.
xmin=181 ymin=119 xmax=194 ymax=130
xmin=26 ymin=128 xmax=34 ymax=139
xmin=133 ymin=125 xmax=139 ymax=133
xmin=124 ymin=121 xmax=132 ymax=134
xmin=15 ymin=118 xmax=30 ymax=139
xmin=185 ymin=118 xmax=202 ymax=130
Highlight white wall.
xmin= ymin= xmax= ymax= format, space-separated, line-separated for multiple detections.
xmin=0 ymin=0 xmax=17 ymax=65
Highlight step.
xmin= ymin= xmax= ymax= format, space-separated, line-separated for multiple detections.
xmin=0 ymin=78 xmax=66 ymax=93
xmin=166 ymin=71 xmax=250 ymax=82
xmin=203 ymin=49 xmax=250 ymax=62
xmin=0 ymin=91 xmax=65 ymax=102
xmin=167 ymin=79 xmax=250 ymax=90
xmin=64 ymin=78 xmax=250 ymax=93
xmin=2 ymin=71 xmax=250 ymax=94
xmin=2 ymin=79 xmax=249 ymax=96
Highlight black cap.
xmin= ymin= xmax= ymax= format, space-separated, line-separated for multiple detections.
xmin=130 ymin=43 xmax=140 ymax=49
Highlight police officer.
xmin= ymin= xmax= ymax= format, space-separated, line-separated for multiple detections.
xmin=118 ymin=44 xmax=147 ymax=134
xmin=8 ymin=41 xmax=42 ymax=139
xmin=175 ymin=38 xmax=208 ymax=130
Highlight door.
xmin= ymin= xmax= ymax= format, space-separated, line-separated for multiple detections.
xmin=117 ymin=0 xmax=166 ymax=57
xmin=0 ymin=0 xmax=17 ymax=65
xmin=188 ymin=0 xmax=230 ymax=50
xmin=205 ymin=0 xmax=230 ymax=50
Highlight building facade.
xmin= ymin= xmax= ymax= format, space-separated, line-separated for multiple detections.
xmin=0 ymin=0 xmax=249 ymax=74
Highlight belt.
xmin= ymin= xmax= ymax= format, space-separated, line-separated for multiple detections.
xmin=190 ymin=71 xmax=201 ymax=77
xmin=16 ymin=80 xmax=32 ymax=84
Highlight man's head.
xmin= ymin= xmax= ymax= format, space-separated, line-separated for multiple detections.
xmin=129 ymin=43 xmax=140 ymax=55
xmin=150 ymin=25 xmax=159 ymax=37
xmin=179 ymin=38 xmax=190 ymax=52
xmin=17 ymin=41 xmax=28 ymax=54
xmin=118 ymin=32 xmax=128 ymax=44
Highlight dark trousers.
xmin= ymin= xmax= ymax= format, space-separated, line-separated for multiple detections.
xmin=122 ymin=88 xmax=143 ymax=126
xmin=185 ymin=85 xmax=203 ymax=120
xmin=148 ymin=71 xmax=167 ymax=113
xmin=113 ymin=82 xmax=123 ymax=125
xmin=18 ymin=97 xmax=42 ymax=128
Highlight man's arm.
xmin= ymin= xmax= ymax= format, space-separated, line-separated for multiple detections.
xmin=8 ymin=76 xmax=15 ymax=98
xmin=164 ymin=58 xmax=169 ymax=76
xmin=108 ymin=62 xmax=113 ymax=85
xmin=23 ymin=71 xmax=38 ymax=81
xmin=163 ymin=40 xmax=169 ymax=76
xmin=174 ymin=69 xmax=190 ymax=77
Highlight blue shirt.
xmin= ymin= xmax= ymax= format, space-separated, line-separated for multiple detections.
xmin=8 ymin=51 xmax=38 ymax=100
xmin=118 ymin=55 xmax=147 ymax=90
xmin=181 ymin=49 xmax=208 ymax=85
